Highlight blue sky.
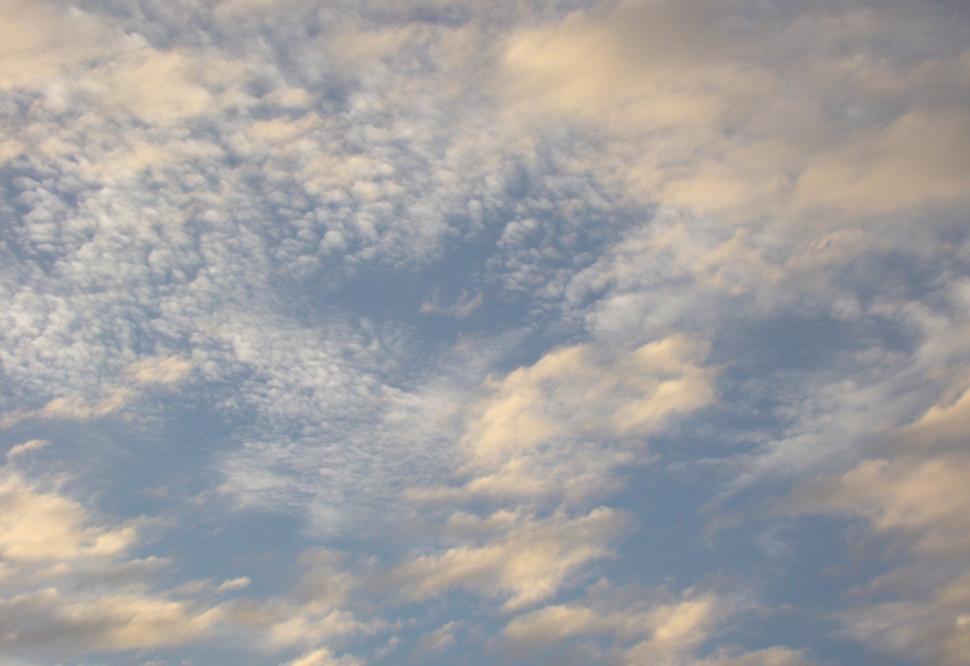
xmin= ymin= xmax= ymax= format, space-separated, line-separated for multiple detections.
xmin=1 ymin=1 xmax=969 ymax=664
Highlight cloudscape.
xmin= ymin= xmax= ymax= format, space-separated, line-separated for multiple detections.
xmin=1 ymin=1 xmax=969 ymax=664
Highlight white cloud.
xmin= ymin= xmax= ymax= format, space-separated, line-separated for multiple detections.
xmin=415 ymin=620 xmax=459 ymax=656
xmin=0 ymin=471 xmax=136 ymax=562
xmin=1 ymin=358 xmax=194 ymax=426
xmin=0 ymin=468 xmax=378 ymax=660
xmin=1 ymin=0 xmax=968 ymax=663
xmin=799 ymin=453 xmax=970 ymax=554
xmin=502 ymin=585 xmax=805 ymax=665
xmin=285 ymin=647 xmax=363 ymax=666
xmin=0 ymin=588 xmax=222 ymax=652
xmin=0 ymin=0 xmax=120 ymax=89
xmin=0 ymin=470 xmax=232 ymax=656
xmin=390 ymin=507 xmax=627 ymax=610
xmin=126 ymin=356 xmax=193 ymax=385
xmin=837 ymin=571 xmax=970 ymax=666
xmin=411 ymin=334 xmax=714 ymax=503
xmin=217 ymin=577 xmax=251 ymax=593
xmin=88 ymin=48 xmax=252 ymax=126
xmin=694 ymin=647 xmax=815 ymax=666
xmin=499 ymin=0 xmax=970 ymax=219
xmin=784 ymin=371 xmax=970 ymax=665
xmin=5 ymin=439 xmax=50 ymax=459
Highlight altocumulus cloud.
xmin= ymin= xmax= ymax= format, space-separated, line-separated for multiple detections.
xmin=1 ymin=0 xmax=969 ymax=664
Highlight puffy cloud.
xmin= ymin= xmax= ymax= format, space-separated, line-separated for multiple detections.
xmin=0 ymin=0 xmax=251 ymax=129
xmin=790 ymin=108 xmax=970 ymax=215
xmin=500 ymin=0 xmax=970 ymax=219
xmin=390 ymin=507 xmax=626 ymax=610
xmin=1 ymin=0 xmax=968 ymax=663
xmin=410 ymin=334 xmax=715 ymax=503
xmin=465 ymin=335 xmax=713 ymax=458
xmin=501 ymin=1 xmax=738 ymax=130
xmin=503 ymin=586 xmax=807 ymax=665
xmin=87 ymin=48 xmax=252 ymax=126
xmin=125 ymin=356 xmax=193 ymax=385
xmin=1 ymin=358 xmax=194 ymax=426
xmin=0 ymin=389 xmax=137 ymax=427
xmin=0 ymin=472 xmax=374 ymax=660
xmin=837 ymin=572 xmax=970 ymax=666
xmin=0 ymin=588 xmax=221 ymax=652
xmin=0 ymin=0 xmax=120 ymax=89
xmin=504 ymin=593 xmax=717 ymax=655
xmin=0 ymin=471 xmax=136 ymax=562
xmin=0 ymin=470 xmax=231 ymax=658
xmin=901 ymin=385 xmax=970 ymax=447
xmin=218 ymin=549 xmax=379 ymax=657
xmin=0 ymin=462 xmax=379 ymax=660
xmin=787 ymin=377 xmax=970 ymax=665
xmin=800 ymin=453 xmax=970 ymax=554
xmin=286 ymin=646 xmax=363 ymax=666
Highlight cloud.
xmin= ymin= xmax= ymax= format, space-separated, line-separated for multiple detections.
xmin=0 ymin=471 xmax=136 ymax=562
xmin=467 ymin=335 xmax=713 ymax=454
xmin=500 ymin=0 xmax=970 ymax=219
xmin=0 ymin=0 xmax=968 ymax=663
xmin=5 ymin=439 xmax=50 ymax=459
xmin=790 ymin=108 xmax=970 ymax=215
xmin=0 ymin=471 xmax=375 ymax=660
xmin=901 ymin=385 xmax=970 ymax=447
xmin=286 ymin=647 xmax=363 ymax=666
xmin=785 ymin=376 xmax=970 ymax=664
xmin=837 ymin=571 xmax=970 ymax=666
xmin=220 ymin=549 xmax=379 ymax=655
xmin=411 ymin=334 xmax=714 ymax=503
xmin=414 ymin=620 xmax=459 ymax=656
xmin=209 ymin=309 xmax=469 ymax=534
xmin=0 ymin=588 xmax=221 ymax=652
xmin=501 ymin=1 xmax=734 ymax=129
xmin=798 ymin=453 xmax=970 ymax=554
xmin=0 ymin=0 xmax=120 ymax=89
xmin=502 ymin=585 xmax=806 ymax=665
xmin=88 ymin=48 xmax=252 ymax=126
xmin=0 ymin=470 xmax=231 ymax=658
xmin=217 ymin=577 xmax=251 ymax=593
xmin=9 ymin=388 xmax=134 ymax=425
xmin=420 ymin=289 xmax=483 ymax=318
xmin=126 ymin=356 xmax=193 ymax=385
xmin=694 ymin=647 xmax=815 ymax=666
xmin=1 ymin=357 xmax=193 ymax=426
xmin=390 ymin=507 xmax=626 ymax=610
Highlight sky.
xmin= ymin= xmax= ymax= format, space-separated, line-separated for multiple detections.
xmin=1 ymin=1 xmax=969 ymax=664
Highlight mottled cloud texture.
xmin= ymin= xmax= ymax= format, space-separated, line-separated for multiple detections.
xmin=1 ymin=1 xmax=968 ymax=664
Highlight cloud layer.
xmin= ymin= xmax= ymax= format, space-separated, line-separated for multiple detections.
xmin=1 ymin=0 xmax=968 ymax=664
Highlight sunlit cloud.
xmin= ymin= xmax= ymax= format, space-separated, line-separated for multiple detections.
xmin=1 ymin=0 xmax=968 ymax=663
